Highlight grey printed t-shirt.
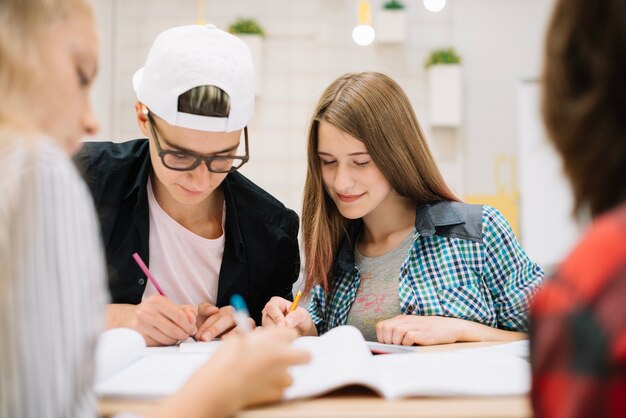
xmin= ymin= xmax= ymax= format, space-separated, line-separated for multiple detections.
xmin=346 ymin=232 xmax=414 ymax=341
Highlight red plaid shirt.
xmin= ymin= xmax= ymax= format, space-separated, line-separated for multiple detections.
xmin=530 ymin=203 xmax=626 ymax=418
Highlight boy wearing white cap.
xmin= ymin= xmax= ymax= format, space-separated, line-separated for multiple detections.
xmin=75 ymin=24 xmax=300 ymax=346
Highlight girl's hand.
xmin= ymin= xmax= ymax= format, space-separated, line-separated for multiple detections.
xmin=376 ymin=314 xmax=527 ymax=346
xmin=375 ymin=315 xmax=466 ymax=346
xmin=262 ymin=296 xmax=318 ymax=336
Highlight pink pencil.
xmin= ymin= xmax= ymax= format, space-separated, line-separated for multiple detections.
xmin=132 ymin=252 xmax=165 ymax=296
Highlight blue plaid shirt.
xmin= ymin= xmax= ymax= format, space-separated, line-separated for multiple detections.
xmin=309 ymin=201 xmax=544 ymax=335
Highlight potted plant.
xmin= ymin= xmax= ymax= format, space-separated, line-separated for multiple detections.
xmin=424 ymin=47 xmax=461 ymax=67
xmin=228 ymin=18 xmax=265 ymax=95
xmin=374 ymin=0 xmax=408 ymax=43
xmin=228 ymin=18 xmax=265 ymax=37
xmin=375 ymin=0 xmax=407 ymax=43
xmin=383 ymin=0 xmax=405 ymax=10
xmin=425 ymin=48 xmax=463 ymax=127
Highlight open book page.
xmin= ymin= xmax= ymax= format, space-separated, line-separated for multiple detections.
xmin=366 ymin=341 xmax=420 ymax=354
xmin=179 ymin=340 xmax=223 ymax=354
xmin=94 ymin=328 xmax=146 ymax=382
xmin=285 ymin=325 xmax=529 ymax=400
xmin=457 ymin=339 xmax=530 ymax=360
xmin=372 ymin=349 xmax=531 ymax=399
xmin=285 ymin=326 xmax=383 ymax=399
xmin=94 ymin=328 xmax=215 ymax=398
xmin=95 ymin=352 xmax=210 ymax=398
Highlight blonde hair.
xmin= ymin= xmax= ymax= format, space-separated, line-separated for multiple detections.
xmin=302 ymin=72 xmax=458 ymax=294
xmin=0 ymin=0 xmax=94 ymax=291
xmin=0 ymin=0 xmax=94 ymax=128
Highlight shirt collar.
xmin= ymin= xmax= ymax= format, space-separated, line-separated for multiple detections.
xmin=335 ymin=200 xmax=466 ymax=272
xmin=414 ymin=200 xmax=465 ymax=237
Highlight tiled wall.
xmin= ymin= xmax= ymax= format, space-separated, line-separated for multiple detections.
xmin=91 ymin=0 xmax=554 ymax=218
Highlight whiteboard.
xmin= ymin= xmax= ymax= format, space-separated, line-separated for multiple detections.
xmin=517 ymin=80 xmax=581 ymax=272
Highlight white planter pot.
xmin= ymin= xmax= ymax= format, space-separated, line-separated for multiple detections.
xmin=427 ymin=64 xmax=462 ymax=127
xmin=375 ymin=9 xmax=408 ymax=43
xmin=235 ymin=34 xmax=263 ymax=96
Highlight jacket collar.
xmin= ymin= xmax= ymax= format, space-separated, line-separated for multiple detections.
xmin=124 ymin=140 xmax=152 ymax=200
xmin=335 ymin=200 xmax=466 ymax=272
xmin=130 ymin=144 xmax=152 ymax=261
xmin=221 ymin=174 xmax=246 ymax=262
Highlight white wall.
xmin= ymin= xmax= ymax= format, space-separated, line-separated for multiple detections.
xmin=518 ymin=80 xmax=581 ymax=272
xmin=90 ymin=0 xmax=113 ymax=140
xmin=90 ymin=0 xmax=558 ymax=225
xmin=457 ymin=0 xmax=555 ymax=196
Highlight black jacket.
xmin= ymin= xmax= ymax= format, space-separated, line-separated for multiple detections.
xmin=74 ymin=139 xmax=300 ymax=323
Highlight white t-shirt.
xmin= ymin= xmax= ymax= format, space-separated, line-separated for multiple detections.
xmin=143 ymin=179 xmax=224 ymax=306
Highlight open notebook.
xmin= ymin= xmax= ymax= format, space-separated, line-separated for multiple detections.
xmin=286 ymin=326 xmax=529 ymax=399
xmin=94 ymin=328 xmax=221 ymax=398
xmin=94 ymin=326 xmax=529 ymax=399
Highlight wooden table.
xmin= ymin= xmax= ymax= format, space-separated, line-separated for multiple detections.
xmin=99 ymin=341 xmax=531 ymax=418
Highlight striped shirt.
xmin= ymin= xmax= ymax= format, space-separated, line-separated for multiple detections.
xmin=0 ymin=133 xmax=107 ymax=418
xmin=309 ymin=202 xmax=544 ymax=335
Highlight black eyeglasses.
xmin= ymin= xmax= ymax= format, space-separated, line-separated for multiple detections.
xmin=146 ymin=110 xmax=249 ymax=173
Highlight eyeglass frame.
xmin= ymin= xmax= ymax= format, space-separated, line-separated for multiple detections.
xmin=145 ymin=110 xmax=250 ymax=173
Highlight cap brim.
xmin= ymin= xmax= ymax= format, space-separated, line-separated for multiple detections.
xmin=132 ymin=67 xmax=144 ymax=94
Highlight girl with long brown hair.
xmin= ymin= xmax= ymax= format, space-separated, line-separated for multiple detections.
xmin=264 ymin=72 xmax=543 ymax=345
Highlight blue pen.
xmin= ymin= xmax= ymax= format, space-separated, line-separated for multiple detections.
xmin=230 ymin=294 xmax=253 ymax=333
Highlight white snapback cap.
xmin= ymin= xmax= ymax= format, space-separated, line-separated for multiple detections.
xmin=133 ymin=24 xmax=255 ymax=132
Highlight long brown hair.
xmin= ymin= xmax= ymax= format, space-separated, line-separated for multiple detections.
xmin=302 ymin=72 xmax=457 ymax=294
xmin=542 ymin=0 xmax=626 ymax=218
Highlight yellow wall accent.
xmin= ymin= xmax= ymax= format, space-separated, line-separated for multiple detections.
xmin=464 ymin=155 xmax=520 ymax=238
xmin=196 ymin=0 xmax=206 ymax=25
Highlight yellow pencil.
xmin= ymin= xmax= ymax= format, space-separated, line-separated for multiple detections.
xmin=288 ymin=290 xmax=302 ymax=313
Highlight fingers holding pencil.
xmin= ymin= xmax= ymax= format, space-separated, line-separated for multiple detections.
xmin=130 ymin=252 xmax=197 ymax=345
xmin=261 ymin=293 xmax=318 ymax=336
xmin=261 ymin=296 xmax=291 ymax=327
xmin=130 ymin=295 xmax=198 ymax=346
xmin=289 ymin=290 xmax=302 ymax=312
xmin=262 ymin=291 xmax=302 ymax=327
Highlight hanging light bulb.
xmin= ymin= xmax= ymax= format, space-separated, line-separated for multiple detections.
xmin=423 ymin=0 xmax=446 ymax=13
xmin=352 ymin=25 xmax=375 ymax=46
xmin=352 ymin=0 xmax=375 ymax=46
